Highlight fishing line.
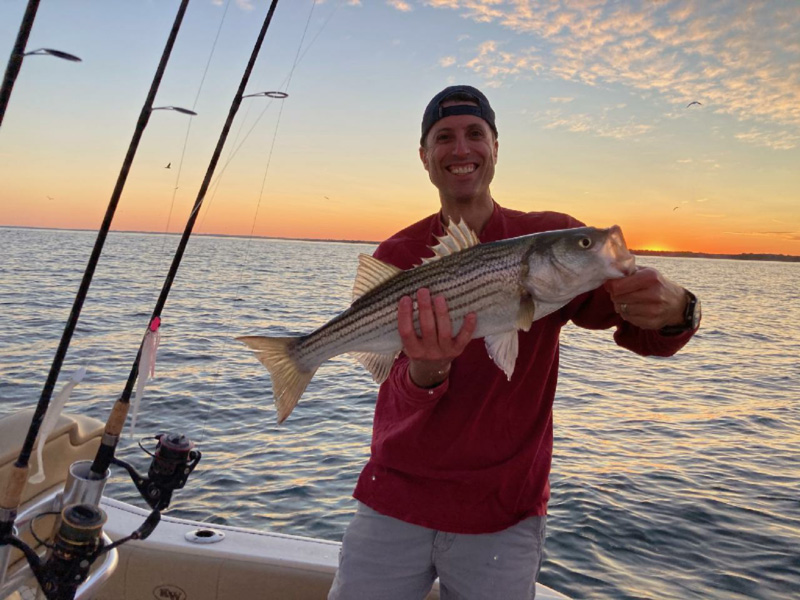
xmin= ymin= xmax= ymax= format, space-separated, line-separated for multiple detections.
xmin=196 ymin=0 xmax=336 ymax=230
xmin=74 ymin=1 xmax=240 ymax=471
xmin=203 ymin=0 xmax=330 ymax=189
xmin=37 ymin=1 xmax=234 ymax=462
xmin=87 ymin=0 xmax=284 ymax=481
xmin=244 ymin=1 xmax=318 ymax=234
xmin=191 ymin=1 xmax=322 ymax=451
xmin=159 ymin=0 xmax=233 ymax=241
xmin=221 ymin=0 xmax=327 ymax=157
xmin=72 ymin=1 xmax=235 ymax=390
xmin=187 ymin=5 xmax=367 ymax=513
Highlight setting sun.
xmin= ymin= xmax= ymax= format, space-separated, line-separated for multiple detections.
xmin=637 ymin=244 xmax=673 ymax=253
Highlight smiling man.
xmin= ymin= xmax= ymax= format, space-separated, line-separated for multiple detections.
xmin=420 ymin=88 xmax=498 ymax=215
xmin=328 ymin=85 xmax=700 ymax=600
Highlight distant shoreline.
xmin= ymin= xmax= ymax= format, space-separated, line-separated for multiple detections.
xmin=2 ymin=225 xmax=799 ymax=262
xmin=631 ymin=249 xmax=800 ymax=263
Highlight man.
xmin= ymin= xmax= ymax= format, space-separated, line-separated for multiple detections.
xmin=329 ymin=85 xmax=699 ymax=599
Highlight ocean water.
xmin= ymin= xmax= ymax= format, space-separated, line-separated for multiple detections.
xmin=0 ymin=226 xmax=798 ymax=600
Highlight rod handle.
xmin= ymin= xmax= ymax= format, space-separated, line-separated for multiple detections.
xmin=105 ymin=399 xmax=130 ymax=437
xmin=1 ymin=463 xmax=28 ymax=511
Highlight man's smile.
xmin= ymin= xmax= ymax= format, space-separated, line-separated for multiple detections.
xmin=448 ymin=164 xmax=477 ymax=175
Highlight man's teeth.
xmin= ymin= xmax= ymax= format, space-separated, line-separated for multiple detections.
xmin=449 ymin=165 xmax=475 ymax=175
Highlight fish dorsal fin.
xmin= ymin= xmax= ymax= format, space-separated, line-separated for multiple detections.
xmin=353 ymin=254 xmax=403 ymax=301
xmin=420 ymin=219 xmax=480 ymax=265
xmin=351 ymin=351 xmax=400 ymax=384
xmin=484 ymin=331 xmax=519 ymax=381
xmin=517 ymin=295 xmax=536 ymax=332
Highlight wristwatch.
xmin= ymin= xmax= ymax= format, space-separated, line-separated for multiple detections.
xmin=659 ymin=290 xmax=701 ymax=336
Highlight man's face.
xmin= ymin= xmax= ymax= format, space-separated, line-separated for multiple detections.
xmin=419 ymin=102 xmax=498 ymax=205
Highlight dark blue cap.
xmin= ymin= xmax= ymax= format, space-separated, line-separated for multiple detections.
xmin=420 ymin=85 xmax=497 ymax=146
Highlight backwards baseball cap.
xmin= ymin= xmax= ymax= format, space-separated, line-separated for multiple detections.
xmin=420 ymin=85 xmax=497 ymax=146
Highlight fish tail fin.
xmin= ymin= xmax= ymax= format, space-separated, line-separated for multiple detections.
xmin=237 ymin=335 xmax=317 ymax=423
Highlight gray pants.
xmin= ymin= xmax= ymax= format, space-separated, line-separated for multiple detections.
xmin=329 ymin=503 xmax=547 ymax=600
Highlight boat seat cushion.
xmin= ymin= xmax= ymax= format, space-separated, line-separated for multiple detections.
xmin=0 ymin=409 xmax=104 ymax=506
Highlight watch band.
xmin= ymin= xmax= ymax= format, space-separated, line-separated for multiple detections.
xmin=659 ymin=290 xmax=699 ymax=336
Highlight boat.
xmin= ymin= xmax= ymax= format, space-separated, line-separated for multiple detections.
xmin=0 ymin=409 xmax=570 ymax=600
xmin=0 ymin=2 xmax=571 ymax=599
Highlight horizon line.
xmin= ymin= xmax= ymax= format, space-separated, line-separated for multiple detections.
xmin=2 ymin=224 xmax=798 ymax=260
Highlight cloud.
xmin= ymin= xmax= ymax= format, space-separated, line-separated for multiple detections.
xmin=540 ymin=109 xmax=653 ymax=140
xmin=549 ymin=96 xmax=574 ymax=103
xmin=724 ymin=230 xmax=800 ymax=241
xmin=440 ymin=56 xmax=457 ymax=67
xmin=427 ymin=0 xmax=460 ymax=8
xmin=461 ymin=40 xmax=544 ymax=86
xmin=213 ymin=0 xmax=254 ymax=7
xmin=734 ymin=129 xmax=799 ymax=151
xmin=388 ymin=0 xmax=413 ymax=12
xmin=422 ymin=0 xmax=800 ymax=149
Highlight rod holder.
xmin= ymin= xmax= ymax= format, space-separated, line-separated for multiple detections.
xmin=61 ymin=461 xmax=109 ymax=510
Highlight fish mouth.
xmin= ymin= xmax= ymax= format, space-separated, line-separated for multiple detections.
xmin=605 ymin=225 xmax=636 ymax=276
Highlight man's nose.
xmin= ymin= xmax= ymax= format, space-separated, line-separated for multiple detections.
xmin=452 ymin=132 xmax=470 ymax=156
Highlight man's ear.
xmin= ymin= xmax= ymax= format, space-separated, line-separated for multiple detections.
xmin=419 ymin=146 xmax=430 ymax=172
xmin=493 ymin=139 xmax=499 ymax=164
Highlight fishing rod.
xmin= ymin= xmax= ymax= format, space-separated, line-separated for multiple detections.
xmin=0 ymin=0 xmax=82 ymax=129
xmin=0 ymin=0 xmax=40 ymax=128
xmin=88 ymin=0 xmax=282 ymax=481
xmin=1 ymin=1 xmax=191 ymax=597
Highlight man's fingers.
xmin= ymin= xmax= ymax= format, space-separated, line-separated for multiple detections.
xmin=454 ymin=312 xmax=478 ymax=347
xmin=433 ymin=295 xmax=452 ymax=341
xmin=397 ymin=290 xmax=477 ymax=359
xmin=397 ymin=295 xmax=422 ymax=351
xmin=416 ymin=288 xmax=437 ymax=339
xmin=605 ymin=267 xmax=656 ymax=297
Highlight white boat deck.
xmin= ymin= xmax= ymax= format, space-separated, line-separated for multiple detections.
xmin=99 ymin=497 xmax=571 ymax=600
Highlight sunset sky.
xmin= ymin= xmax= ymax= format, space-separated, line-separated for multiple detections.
xmin=1 ymin=0 xmax=798 ymax=255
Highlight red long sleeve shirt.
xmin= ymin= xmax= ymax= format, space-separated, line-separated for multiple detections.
xmin=352 ymin=202 xmax=694 ymax=534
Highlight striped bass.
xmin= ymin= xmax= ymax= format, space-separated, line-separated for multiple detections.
xmin=239 ymin=221 xmax=635 ymax=422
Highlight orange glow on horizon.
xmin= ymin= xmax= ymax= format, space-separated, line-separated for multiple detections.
xmin=636 ymin=244 xmax=673 ymax=253
xmin=3 ymin=190 xmax=800 ymax=257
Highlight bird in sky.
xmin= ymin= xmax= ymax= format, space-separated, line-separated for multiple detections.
xmin=673 ymin=206 xmax=680 ymax=211
xmin=165 ymin=162 xmax=171 ymax=169
xmin=46 ymin=196 xmax=54 ymax=200
xmin=686 ymin=101 xmax=702 ymax=108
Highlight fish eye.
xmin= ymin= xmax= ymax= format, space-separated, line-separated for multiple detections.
xmin=578 ymin=237 xmax=592 ymax=249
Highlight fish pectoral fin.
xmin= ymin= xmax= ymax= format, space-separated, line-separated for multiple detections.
xmin=517 ymin=295 xmax=536 ymax=332
xmin=353 ymin=255 xmax=403 ymax=301
xmin=351 ymin=351 xmax=399 ymax=384
xmin=484 ymin=331 xmax=519 ymax=381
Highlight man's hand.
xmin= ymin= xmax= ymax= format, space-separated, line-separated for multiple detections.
xmin=398 ymin=288 xmax=477 ymax=388
xmin=604 ymin=267 xmax=687 ymax=330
